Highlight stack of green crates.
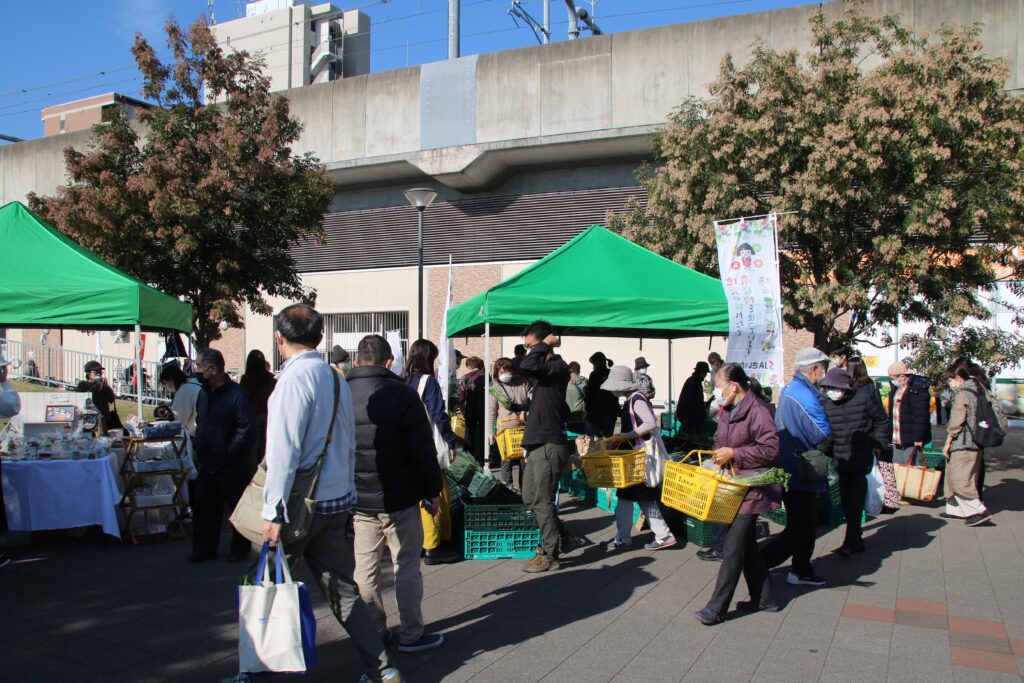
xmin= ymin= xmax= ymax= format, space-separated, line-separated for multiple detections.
xmin=686 ymin=517 xmax=718 ymax=547
xmin=559 ymin=469 xmax=597 ymax=504
xmin=463 ymin=502 xmax=540 ymax=560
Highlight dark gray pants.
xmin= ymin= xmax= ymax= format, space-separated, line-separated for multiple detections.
xmin=705 ymin=513 xmax=774 ymax=614
xmin=250 ymin=512 xmax=393 ymax=679
xmin=521 ymin=443 xmax=570 ymax=556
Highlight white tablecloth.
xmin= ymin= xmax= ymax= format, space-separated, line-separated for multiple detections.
xmin=1 ymin=452 xmax=122 ymax=538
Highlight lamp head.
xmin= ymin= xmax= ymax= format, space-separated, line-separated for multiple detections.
xmin=404 ymin=187 xmax=437 ymax=210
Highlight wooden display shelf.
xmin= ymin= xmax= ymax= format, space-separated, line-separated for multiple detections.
xmin=118 ymin=434 xmax=189 ymax=544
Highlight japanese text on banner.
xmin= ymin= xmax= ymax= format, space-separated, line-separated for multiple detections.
xmin=714 ymin=215 xmax=784 ymax=390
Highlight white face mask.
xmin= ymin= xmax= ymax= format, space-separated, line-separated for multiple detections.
xmin=826 ymin=389 xmax=845 ymax=402
xmin=637 ymin=368 xmax=647 ymax=375
xmin=498 ymin=373 xmax=513 ymax=384
xmin=712 ymin=386 xmax=724 ymax=401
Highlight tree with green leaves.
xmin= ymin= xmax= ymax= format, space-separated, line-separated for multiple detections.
xmin=615 ymin=2 xmax=1024 ymax=371
xmin=30 ymin=17 xmax=332 ymax=347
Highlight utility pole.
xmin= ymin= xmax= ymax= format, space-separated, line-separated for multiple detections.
xmin=449 ymin=0 xmax=460 ymax=58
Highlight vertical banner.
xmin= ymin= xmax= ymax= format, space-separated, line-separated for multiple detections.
xmin=714 ymin=214 xmax=784 ymax=389
xmin=437 ymin=256 xmax=456 ymax=402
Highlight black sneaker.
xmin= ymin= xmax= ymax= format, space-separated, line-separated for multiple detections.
xmin=697 ymin=548 xmax=724 ymax=562
xmin=965 ymin=513 xmax=993 ymax=527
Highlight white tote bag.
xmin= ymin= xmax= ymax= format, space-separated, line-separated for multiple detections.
xmin=417 ymin=375 xmax=451 ymax=469
xmin=864 ymin=457 xmax=885 ymax=517
xmin=239 ymin=544 xmax=313 ymax=674
xmin=629 ymin=395 xmax=666 ymax=487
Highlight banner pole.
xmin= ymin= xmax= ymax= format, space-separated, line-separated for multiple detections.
xmin=483 ymin=322 xmax=491 ymax=473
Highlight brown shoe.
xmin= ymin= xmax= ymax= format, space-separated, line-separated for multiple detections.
xmin=522 ymin=548 xmax=559 ymax=573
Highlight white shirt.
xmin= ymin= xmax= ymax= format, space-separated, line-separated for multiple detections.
xmin=170 ymin=378 xmax=202 ymax=436
xmin=262 ymin=349 xmax=356 ymax=522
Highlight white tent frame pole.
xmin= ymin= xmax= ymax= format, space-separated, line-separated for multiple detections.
xmin=483 ymin=322 xmax=491 ymax=473
xmin=667 ymin=338 xmax=673 ymax=433
xmin=135 ymin=323 xmax=143 ymax=422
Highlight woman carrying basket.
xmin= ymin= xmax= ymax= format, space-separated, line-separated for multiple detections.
xmin=696 ymin=363 xmax=782 ymax=625
xmin=602 ymin=366 xmax=677 ymax=551
xmin=486 ymin=358 xmax=529 ymax=490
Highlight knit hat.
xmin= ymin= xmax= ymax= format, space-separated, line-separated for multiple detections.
xmin=330 ymin=346 xmax=349 ymax=364
xmin=887 ymin=361 xmax=909 ymax=377
xmin=820 ymin=368 xmax=853 ymax=390
xmin=793 ymin=347 xmax=830 ymax=369
xmin=601 ymin=365 xmax=638 ymax=392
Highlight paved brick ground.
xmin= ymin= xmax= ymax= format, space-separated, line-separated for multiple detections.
xmin=2 ymin=425 xmax=1023 ymax=682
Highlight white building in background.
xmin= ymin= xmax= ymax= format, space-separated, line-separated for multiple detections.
xmin=211 ymin=0 xmax=370 ymax=93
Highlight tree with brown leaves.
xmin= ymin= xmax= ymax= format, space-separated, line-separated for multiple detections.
xmin=30 ymin=17 xmax=333 ymax=347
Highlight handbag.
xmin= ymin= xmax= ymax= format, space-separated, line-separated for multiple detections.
xmin=875 ymin=460 xmax=901 ymax=512
xmin=417 ymin=375 xmax=451 ymax=470
xmin=778 ymin=412 xmax=830 ymax=483
xmin=893 ymin=446 xmax=941 ymax=502
xmin=628 ymin=395 xmax=667 ymax=487
xmin=864 ymin=457 xmax=885 ymax=517
xmin=230 ymin=371 xmax=340 ymax=546
xmin=238 ymin=542 xmax=318 ymax=674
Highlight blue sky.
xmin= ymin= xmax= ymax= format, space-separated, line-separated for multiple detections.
xmin=0 ymin=0 xmax=813 ymax=141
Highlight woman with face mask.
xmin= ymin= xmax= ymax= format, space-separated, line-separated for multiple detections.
xmin=487 ymin=358 xmax=529 ymax=490
xmin=819 ymin=366 xmax=890 ymax=556
xmin=695 ymin=363 xmax=782 ymax=625
xmin=942 ymin=360 xmax=994 ymax=526
xmin=602 ymin=365 xmax=677 ymax=552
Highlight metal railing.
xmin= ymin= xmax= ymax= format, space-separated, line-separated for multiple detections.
xmin=0 ymin=338 xmax=168 ymax=406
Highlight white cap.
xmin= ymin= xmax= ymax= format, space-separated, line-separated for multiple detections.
xmin=793 ymin=347 xmax=830 ymax=369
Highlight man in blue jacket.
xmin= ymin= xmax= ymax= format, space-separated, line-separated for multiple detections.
xmin=761 ymin=347 xmax=832 ymax=587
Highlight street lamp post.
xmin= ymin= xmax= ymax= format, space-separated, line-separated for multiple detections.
xmin=403 ymin=187 xmax=438 ymax=341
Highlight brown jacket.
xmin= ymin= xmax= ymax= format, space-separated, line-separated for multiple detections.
xmin=713 ymin=391 xmax=782 ymax=515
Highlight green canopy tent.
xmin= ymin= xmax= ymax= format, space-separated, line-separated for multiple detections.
xmin=445 ymin=225 xmax=729 ymax=460
xmin=0 ymin=201 xmax=194 ymax=419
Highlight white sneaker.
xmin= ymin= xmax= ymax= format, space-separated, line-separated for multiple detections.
xmin=606 ymin=538 xmax=629 ymax=551
xmin=787 ymin=571 xmax=826 ymax=587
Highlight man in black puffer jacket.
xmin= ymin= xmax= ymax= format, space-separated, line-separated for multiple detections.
xmin=347 ymin=334 xmax=445 ymax=654
xmin=820 ymin=368 xmax=890 ymax=557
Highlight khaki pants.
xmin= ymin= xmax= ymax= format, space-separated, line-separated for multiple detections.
xmin=944 ymin=448 xmax=986 ymax=517
xmin=353 ymin=505 xmax=425 ymax=644
xmin=420 ymin=474 xmax=452 ymax=550
xmin=521 ymin=443 xmax=570 ymax=556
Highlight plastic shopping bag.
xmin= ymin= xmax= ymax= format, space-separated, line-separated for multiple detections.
xmin=238 ymin=542 xmax=317 ymax=674
xmin=865 ymin=458 xmax=885 ymax=517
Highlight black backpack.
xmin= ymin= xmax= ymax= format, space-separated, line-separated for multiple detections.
xmin=968 ymin=389 xmax=1007 ymax=449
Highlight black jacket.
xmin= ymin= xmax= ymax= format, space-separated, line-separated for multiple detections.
xmin=461 ymin=370 xmax=486 ymax=421
xmin=584 ymin=368 xmax=619 ymax=420
xmin=194 ymin=378 xmax=255 ymax=476
xmin=888 ymin=375 xmax=932 ymax=447
xmin=676 ymin=372 xmax=708 ymax=429
xmin=346 ymin=365 xmax=442 ymax=514
xmin=519 ymin=343 xmax=569 ymax=447
xmin=75 ymin=380 xmax=123 ymax=430
xmin=822 ymin=382 xmax=890 ymax=473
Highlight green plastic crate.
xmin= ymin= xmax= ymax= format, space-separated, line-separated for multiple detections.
xmin=922 ymin=449 xmax=945 ymax=469
xmin=449 ymin=452 xmax=481 ymax=486
xmin=464 ymin=529 xmax=541 ymax=560
xmin=596 ymin=487 xmax=616 ymax=512
xmin=467 ymin=471 xmax=501 ymax=498
xmin=686 ymin=517 xmax=718 ymax=548
xmin=464 ymin=503 xmax=537 ymax=532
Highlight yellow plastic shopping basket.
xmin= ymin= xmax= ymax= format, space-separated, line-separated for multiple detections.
xmin=496 ymin=418 xmax=525 ymax=461
xmin=660 ymin=450 xmax=748 ymax=523
xmin=580 ymin=439 xmax=646 ymax=489
xmin=449 ymin=413 xmax=466 ymax=440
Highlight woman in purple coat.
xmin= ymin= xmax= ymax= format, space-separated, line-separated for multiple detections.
xmin=696 ymin=363 xmax=783 ymax=625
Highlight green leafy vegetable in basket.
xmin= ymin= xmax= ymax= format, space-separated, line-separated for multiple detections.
xmin=731 ymin=468 xmax=791 ymax=491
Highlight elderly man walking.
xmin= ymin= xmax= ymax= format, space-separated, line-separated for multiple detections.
xmin=760 ymin=347 xmax=833 ymax=587
xmin=259 ymin=305 xmax=400 ymax=683
xmin=347 ymin=334 xmax=445 ymax=654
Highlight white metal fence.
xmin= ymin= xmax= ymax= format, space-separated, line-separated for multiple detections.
xmin=0 ymin=337 xmax=168 ymax=405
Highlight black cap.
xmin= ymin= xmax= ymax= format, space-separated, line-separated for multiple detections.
xmin=84 ymin=360 xmax=104 ymax=374
xmin=635 ymin=356 xmax=650 ymax=370
xmin=330 ymin=346 xmax=349 ymax=364
xmin=694 ymin=361 xmax=710 ymax=374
